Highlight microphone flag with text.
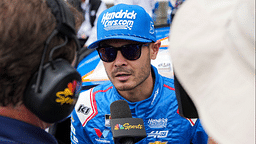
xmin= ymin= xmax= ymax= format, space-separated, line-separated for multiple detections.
xmin=110 ymin=100 xmax=147 ymax=144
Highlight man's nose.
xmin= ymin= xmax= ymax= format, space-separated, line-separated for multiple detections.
xmin=114 ymin=51 xmax=127 ymax=66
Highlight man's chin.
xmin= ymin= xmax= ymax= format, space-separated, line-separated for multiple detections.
xmin=114 ymin=83 xmax=134 ymax=91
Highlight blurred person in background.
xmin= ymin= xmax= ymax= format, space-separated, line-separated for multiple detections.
xmin=68 ymin=0 xmax=107 ymax=48
xmin=113 ymin=0 xmax=156 ymax=17
xmin=167 ymin=0 xmax=185 ymax=24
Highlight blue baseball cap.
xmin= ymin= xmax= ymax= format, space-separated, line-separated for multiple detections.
xmin=87 ymin=4 xmax=156 ymax=49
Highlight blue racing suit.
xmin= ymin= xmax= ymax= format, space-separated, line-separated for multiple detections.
xmin=71 ymin=66 xmax=208 ymax=144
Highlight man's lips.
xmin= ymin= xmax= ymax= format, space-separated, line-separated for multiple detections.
xmin=115 ymin=72 xmax=131 ymax=77
xmin=115 ymin=73 xmax=131 ymax=81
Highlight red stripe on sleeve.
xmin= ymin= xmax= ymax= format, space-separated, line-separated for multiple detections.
xmin=83 ymin=86 xmax=113 ymax=126
xmin=163 ymin=84 xmax=175 ymax=91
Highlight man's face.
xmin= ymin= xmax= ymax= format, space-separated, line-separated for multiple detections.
xmin=99 ymin=39 xmax=152 ymax=91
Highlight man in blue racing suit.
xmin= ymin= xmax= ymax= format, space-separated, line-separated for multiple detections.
xmin=71 ymin=4 xmax=209 ymax=144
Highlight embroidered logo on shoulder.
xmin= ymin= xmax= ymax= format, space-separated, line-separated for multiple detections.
xmin=75 ymin=89 xmax=97 ymax=127
xmin=77 ymin=104 xmax=91 ymax=115
xmin=76 ymin=87 xmax=113 ymax=127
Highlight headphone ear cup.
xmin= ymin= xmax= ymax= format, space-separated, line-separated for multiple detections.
xmin=24 ymin=59 xmax=82 ymax=123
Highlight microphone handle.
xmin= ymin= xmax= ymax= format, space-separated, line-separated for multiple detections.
xmin=119 ymin=137 xmax=134 ymax=144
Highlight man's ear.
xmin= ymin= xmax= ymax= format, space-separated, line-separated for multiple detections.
xmin=150 ymin=40 xmax=161 ymax=60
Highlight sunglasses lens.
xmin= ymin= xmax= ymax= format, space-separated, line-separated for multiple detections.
xmin=121 ymin=45 xmax=141 ymax=60
xmin=97 ymin=44 xmax=144 ymax=62
xmin=97 ymin=47 xmax=116 ymax=62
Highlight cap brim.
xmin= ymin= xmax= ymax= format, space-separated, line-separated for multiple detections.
xmin=87 ymin=35 xmax=153 ymax=49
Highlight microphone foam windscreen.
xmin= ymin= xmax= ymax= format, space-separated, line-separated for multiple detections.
xmin=110 ymin=100 xmax=132 ymax=119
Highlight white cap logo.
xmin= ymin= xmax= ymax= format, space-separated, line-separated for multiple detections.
xmin=101 ymin=9 xmax=137 ymax=31
xmin=149 ymin=21 xmax=154 ymax=34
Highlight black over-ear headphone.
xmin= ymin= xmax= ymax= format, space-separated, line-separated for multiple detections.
xmin=24 ymin=0 xmax=82 ymax=123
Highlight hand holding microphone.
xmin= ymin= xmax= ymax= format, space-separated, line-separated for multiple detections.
xmin=110 ymin=100 xmax=147 ymax=144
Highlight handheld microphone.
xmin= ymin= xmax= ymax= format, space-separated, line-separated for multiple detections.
xmin=110 ymin=100 xmax=147 ymax=144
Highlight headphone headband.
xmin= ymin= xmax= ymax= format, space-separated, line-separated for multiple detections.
xmin=46 ymin=0 xmax=76 ymax=38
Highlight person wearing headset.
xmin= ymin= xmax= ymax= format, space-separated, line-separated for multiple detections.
xmin=70 ymin=4 xmax=209 ymax=144
xmin=0 ymin=0 xmax=83 ymax=143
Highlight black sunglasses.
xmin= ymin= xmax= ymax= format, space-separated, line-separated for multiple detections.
xmin=97 ymin=43 xmax=150 ymax=62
